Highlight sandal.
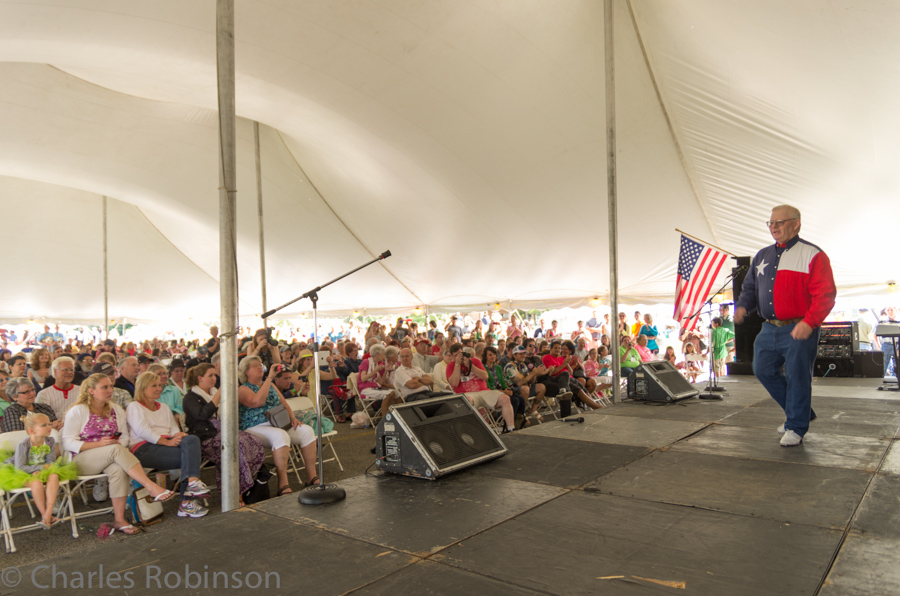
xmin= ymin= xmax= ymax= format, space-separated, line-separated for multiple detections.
xmin=38 ymin=520 xmax=52 ymax=530
xmin=307 ymin=476 xmax=320 ymax=487
xmin=335 ymin=415 xmax=348 ymax=423
xmin=112 ymin=523 xmax=140 ymax=535
xmin=277 ymin=485 xmax=293 ymax=496
xmin=153 ymin=489 xmax=176 ymax=502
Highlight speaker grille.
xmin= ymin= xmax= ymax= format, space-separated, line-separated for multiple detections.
xmin=653 ymin=368 xmax=698 ymax=398
xmin=412 ymin=414 xmax=502 ymax=468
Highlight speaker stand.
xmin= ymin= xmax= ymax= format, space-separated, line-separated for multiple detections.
xmin=298 ymin=483 xmax=346 ymax=505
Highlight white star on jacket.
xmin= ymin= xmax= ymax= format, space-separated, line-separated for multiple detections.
xmin=756 ymin=260 xmax=769 ymax=276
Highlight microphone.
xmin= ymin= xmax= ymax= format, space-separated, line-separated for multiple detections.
xmin=380 ymin=250 xmax=392 ymax=259
xmin=562 ymin=417 xmax=585 ymax=423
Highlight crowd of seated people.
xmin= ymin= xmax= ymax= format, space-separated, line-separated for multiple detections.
xmin=0 ymin=308 xmax=732 ymax=530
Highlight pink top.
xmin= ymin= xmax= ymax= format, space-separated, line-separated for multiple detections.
xmin=358 ymin=357 xmax=386 ymax=391
xmin=79 ymin=410 xmax=120 ymax=443
xmin=635 ymin=344 xmax=655 ymax=362
xmin=583 ymin=360 xmax=600 ymax=378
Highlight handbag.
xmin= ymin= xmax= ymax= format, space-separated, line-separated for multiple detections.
xmin=265 ymin=403 xmax=292 ymax=430
xmin=126 ymin=480 xmax=164 ymax=526
xmin=242 ymin=464 xmax=272 ymax=504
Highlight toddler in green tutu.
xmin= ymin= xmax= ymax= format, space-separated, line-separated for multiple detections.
xmin=0 ymin=413 xmax=77 ymax=529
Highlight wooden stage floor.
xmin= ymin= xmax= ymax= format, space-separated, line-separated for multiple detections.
xmin=9 ymin=376 xmax=900 ymax=595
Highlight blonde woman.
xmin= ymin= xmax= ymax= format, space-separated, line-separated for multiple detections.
xmin=62 ymin=373 xmax=175 ymax=535
xmin=238 ymin=356 xmax=319 ymax=496
xmin=126 ymin=372 xmax=210 ymax=518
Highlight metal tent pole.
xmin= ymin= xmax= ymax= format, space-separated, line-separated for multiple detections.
xmin=102 ymin=195 xmax=109 ymax=341
xmin=216 ymin=0 xmax=240 ymax=512
xmin=605 ymin=0 xmax=622 ymax=403
xmin=255 ymin=121 xmax=268 ymax=326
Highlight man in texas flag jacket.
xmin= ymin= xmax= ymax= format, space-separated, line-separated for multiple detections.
xmin=735 ymin=204 xmax=836 ymax=447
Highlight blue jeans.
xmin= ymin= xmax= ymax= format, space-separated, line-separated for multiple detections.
xmin=133 ymin=434 xmax=202 ymax=499
xmin=753 ymin=322 xmax=820 ymax=437
xmin=883 ymin=339 xmax=897 ymax=377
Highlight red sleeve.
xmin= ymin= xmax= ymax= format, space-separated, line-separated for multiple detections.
xmin=445 ymin=362 xmax=455 ymax=377
xmin=471 ymin=358 xmax=486 ymax=372
xmin=804 ymin=252 xmax=837 ymax=328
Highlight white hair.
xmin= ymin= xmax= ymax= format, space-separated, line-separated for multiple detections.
xmin=51 ymin=356 xmax=75 ymax=376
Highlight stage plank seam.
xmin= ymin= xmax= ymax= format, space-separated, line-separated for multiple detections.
xmin=813 ymin=437 xmax=898 ymax=596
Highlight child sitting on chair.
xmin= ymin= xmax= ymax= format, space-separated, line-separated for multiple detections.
xmin=0 ymin=414 xmax=77 ymax=529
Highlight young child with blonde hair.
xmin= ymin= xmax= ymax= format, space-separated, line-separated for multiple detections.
xmin=0 ymin=413 xmax=77 ymax=528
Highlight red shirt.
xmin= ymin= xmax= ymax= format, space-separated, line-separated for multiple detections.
xmin=542 ymin=354 xmax=567 ymax=377
xmin=445 ymin=358 xmax=488 ymax=393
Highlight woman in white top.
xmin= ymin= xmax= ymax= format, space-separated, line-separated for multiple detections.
xmin=126 ymin=372 xmax=211 ymax=518
xmin=62 ymin=373 xmax=175 ymax=536
xmin=431 ymin=350 xmax=453 ymax=392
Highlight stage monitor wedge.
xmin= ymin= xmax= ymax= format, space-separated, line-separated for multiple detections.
xmin=628 ymin=361 xmax=700 ymax=402
xmin=375 ymin=394 xmax=507 ymax=480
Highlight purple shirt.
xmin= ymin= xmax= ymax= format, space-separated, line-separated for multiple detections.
xmin=79 ymin=410 xmax=120 ymax=443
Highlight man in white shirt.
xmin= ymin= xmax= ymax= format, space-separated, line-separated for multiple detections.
xmin=394 ymin=349 xmax=452 ymax=403
xmin=36 ymin=356 xmax=79 ymax=423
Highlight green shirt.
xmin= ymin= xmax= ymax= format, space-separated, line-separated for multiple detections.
xmin=620 ymin=346 xmax=642 ymax=369
xmin=711 ymin=326 xmax=735 ymax=359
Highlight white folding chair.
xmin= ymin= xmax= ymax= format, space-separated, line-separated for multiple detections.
xmin=284 ymin=396 xmax=344 ymax=480
xmin=0 ymin=430 xmax=79 ymax=552
xmin=684 ymin=353 xmax=706 ymax=383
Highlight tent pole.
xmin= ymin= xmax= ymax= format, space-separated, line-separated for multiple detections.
xmin=216 ymin=0 xmax=240 ymax=512
xmin=605 ymin=0 xmax=622 ymax=403
xmin=102 ymin=195 xmax=109 ymax=341
xmin=255 ymin=121 xmax=268 ymax=326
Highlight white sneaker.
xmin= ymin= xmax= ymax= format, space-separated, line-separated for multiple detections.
xmin=177 ymin=499 xmax=209 ymax=518
xmin=777 ymin=424 xmax=785 ymax=433
xmin=92 ymin=478 xmax=108 ymax=502
xmin=184 ymin=479 xmax=211 ymax=498
xmin=780 ymin=430 xmax=803 ymax=447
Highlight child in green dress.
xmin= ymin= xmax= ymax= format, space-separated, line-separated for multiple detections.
xmin=0 ymin=413 xmax=77 ymax=529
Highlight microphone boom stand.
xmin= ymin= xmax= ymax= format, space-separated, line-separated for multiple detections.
xmin=261 ymin=250 xmax=392 ymax=505
xmin=684 ymin=270 xmax=741 ymax=400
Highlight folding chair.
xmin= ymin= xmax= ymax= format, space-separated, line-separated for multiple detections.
xmin=0 ymin=430 xmax=79 ymax=552
xmin=284 ymin=396 xmax=344 ymax=483
xmin=67 ymin=473 xmax=115 ymax=523
xmin=684 ymin=353 xmax=706 ymax=384
xmin=347 ymin=373 xmax=383 ymax=428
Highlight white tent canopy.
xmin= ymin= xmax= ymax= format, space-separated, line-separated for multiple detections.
xmin=1 ymin=0 xmax=897 ymax=323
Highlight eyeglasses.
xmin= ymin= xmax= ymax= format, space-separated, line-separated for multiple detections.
xmin=765 ymin=218 xmax=797 ymax=228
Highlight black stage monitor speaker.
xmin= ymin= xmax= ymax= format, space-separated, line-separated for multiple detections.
xmin=628 ymin=361 xmax=700 ymax=402
xmin=375 ymin=395 xmax=507 ymax=480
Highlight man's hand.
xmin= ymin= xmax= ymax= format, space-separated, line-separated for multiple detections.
xmin=791 ymin=321 xmax=814 ymax=340
xmin=734 ymin=306 xmax=747 ymax=325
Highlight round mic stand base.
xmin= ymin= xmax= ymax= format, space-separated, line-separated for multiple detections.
xmin=698 ymin=392 xmax=723 ymax=400
xmin=298 ymin=484 xmax=347 ymax=505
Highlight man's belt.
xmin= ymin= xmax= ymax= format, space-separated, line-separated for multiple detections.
xmin=766 ymin=317 xmax=803 ymax=327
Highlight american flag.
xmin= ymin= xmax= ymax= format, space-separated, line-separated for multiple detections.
xmin=674 ymin=235 xmax=728 ymax=331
